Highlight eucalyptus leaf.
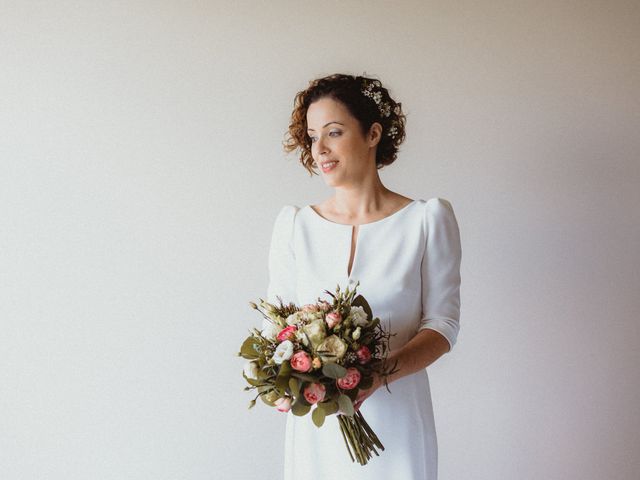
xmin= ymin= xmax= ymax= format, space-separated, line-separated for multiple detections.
xmin=260 ymin=390 xmax=278 ymax=407
xmin=291 ymin=372 xmax=316 ymax=383
xmin=278 ymin=360 xmax=292 ymax=376
xmin=275 ymin=361 xmax=292 ymax=390
xmin=291 ymin=400 xmax=311 ymax=417
xmin=243 ymin=376 xmax=264 ymax=387
xmin=240 ymin=337 xmax=260 ymax=359
xmin=322 ymin=362 xmax=347 ymax=379
xmin=320 ymin=399 xmax=339 ymax=416
xmin=289 ymin=377 xmax=300 ymax=397
xmin=312 ymin=405 xmax=326 ymax=427
xmin=275 ymin=375 xmax=289 ymax=391
xmin=337 ymin=394 xmax=354 ymax=417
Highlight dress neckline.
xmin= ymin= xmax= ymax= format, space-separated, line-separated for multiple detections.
xmin=304 ymin=199 xmax=418 ymax=227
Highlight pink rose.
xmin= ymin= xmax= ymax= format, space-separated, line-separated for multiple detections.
xmin=290 ymin=350 xmax=312 ymax=372
xmin=277 ymin=325 xmax=298 ymax=342
xmin=356 ymin=346 xmax=372 ymax=364
xmin=326 ymin=311 xmax=342 ymax=329
xmin=274 ymin=396 xmax=292 ymax=412
xmin=336 ymin=367 xmax=362 ymax=390
xmin=303 ymin=383 xmax=326 ymax=404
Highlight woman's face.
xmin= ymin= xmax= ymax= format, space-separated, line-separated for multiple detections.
xmin=306 ymin=97 xmax=379 ymax=187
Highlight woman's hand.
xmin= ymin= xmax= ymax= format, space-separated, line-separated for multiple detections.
xmin=353 ymin=372 xmax=383 ymax=412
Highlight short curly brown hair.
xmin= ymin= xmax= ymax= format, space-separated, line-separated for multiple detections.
xmin=283 ymin=73 xmax=407 ymax=176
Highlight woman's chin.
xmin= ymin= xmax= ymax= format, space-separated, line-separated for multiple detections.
xmin=322 ymin=176 xmax=342 ymax=187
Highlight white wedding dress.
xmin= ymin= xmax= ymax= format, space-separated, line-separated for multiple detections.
xmin=264 ymin=198 xmax=462 ymax=480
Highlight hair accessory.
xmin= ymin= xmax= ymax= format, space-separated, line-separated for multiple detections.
xmin=361 ymin=80 xmax=400 ymax=139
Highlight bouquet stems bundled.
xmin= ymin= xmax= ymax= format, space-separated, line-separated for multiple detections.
xmin=338 ymin=411 xmax=385 ymax=465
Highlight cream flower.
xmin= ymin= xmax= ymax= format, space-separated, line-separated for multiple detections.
xmin=349 ymin=306 xmax=369 ymax=327
xmin=243 ymin=360 xmax=259 ymax=380
xmin=294 ymin=328 xmax=310 ymax=347
xmin=285 ymin=311 xmax=304 ymax=326
xmin=352 ymin=326 xmax=361 ymax=340
xmin=317 ymin=335 xmax=347 ymax=362
xmin=261 ymin=322 xmax=280 ymax=341
xmin=273 ymin=340 xmax=294 ymax=364
xmin=302 ymin=319 xmax=327 ymax=349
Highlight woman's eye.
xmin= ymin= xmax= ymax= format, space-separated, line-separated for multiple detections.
xmin=309 ymin=131 xmax=341 ymax=143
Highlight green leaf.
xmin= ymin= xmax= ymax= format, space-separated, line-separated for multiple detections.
xmin=322 ymin=362 xmax=347 ymax=379
xmin=260 ymin=390 xmax=278 ymax=407
xmin=289 ymin=377 xmax=300 ymax=397
xmin=312 ymin=405 xmax=326 ymax=427
xmin=239 ymin=337 xmax=260 ymax=359
xmin=344 ymin=388 xmax=358 ymax=401
xmin=291 ymin=400 xmax=311 ymax=416
xmin=320 ymin=399 xmax=339 ymax=416
xmin=337 ymin=394 xmax=354 ymax=417
xmin=243 ymin=375 xmax=264 ymax=387
xmin=275 ymin=361 xmax=292 ymax=390
xmin=291 ymin=372 xmax=317 ymax=383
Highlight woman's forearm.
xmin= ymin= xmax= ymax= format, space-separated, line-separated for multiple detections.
xmin=384 ymin=328 xmax=451 ymax=385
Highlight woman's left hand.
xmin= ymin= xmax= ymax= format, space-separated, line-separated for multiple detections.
xmin=353 ymin=373 xmax=383 ymax=411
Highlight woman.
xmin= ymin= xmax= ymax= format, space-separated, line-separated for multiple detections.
xmin=265 ymin=73 xmax=462 ymax=480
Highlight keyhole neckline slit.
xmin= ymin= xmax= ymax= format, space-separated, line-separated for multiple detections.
xmin=303 ymin=199 xmax=419 ymax=281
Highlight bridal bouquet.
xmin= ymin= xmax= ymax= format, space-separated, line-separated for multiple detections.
xmin=238 ymin=281 xmax=398 ymax=466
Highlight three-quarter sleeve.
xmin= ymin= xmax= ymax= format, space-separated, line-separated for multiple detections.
xmin=417 ymin=198 xmax=462 ymax=352
xmin=266 ymin=205 xmax=299 ymax=322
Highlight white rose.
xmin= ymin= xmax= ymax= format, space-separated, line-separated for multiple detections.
xmin=302 ymin=310 xmax=324 ymax=322
xmin=273 ymin=340 xmax=294 ymax=364
xmin=349 ymin=306 xmax=369 ymax=327
xmin=317 ymin=335 xmax=347 ymax=362
xmin=302 ymin=319 xmax=327 ymax=348
xmin=352 ymin=326 xmax=361 ymax=340
xmin=286 ymin=311 xmax=304 ymax=326
xmin=243 ymin=360 xmax=259 ymax=380
xmin=295 ymin=329 xmax=309 ymax=346
xmin=261 ymin=322 xmax=280 ymax=340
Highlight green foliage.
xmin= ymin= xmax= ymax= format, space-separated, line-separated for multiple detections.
xmin=288 ymin=377 xmax=300 ymax=398
xmin=291 ymin=399 xmax=311 ymax=416
xmin=312 ymin=404 xmax=326 ymax=427
xmin=320 ymin=399 xmax=339 ymax=416
xmin=239 ymin=336 xmax=260 ymax=359
xmin=337 ymin=394 xmax=354 ymax=417
xmin=275 ymin=361 xmax=292 ymax=390
xmin=322 ymin=362 xmax=347 ymax=379
xmin=291 ymin=372 xmax=316 ymax=382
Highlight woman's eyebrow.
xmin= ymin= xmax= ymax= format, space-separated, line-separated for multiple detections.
xmin=307 ymin=121 xmax=344 ymax=132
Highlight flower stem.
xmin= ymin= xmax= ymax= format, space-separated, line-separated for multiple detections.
xmin=336 ymin=413 xmax=384 ymax=465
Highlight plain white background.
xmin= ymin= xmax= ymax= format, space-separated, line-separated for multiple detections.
xmin=1 ymin=1 xmax=638 ymax=479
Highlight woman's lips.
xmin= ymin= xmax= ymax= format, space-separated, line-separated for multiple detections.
xmin=321 ymin=161 xmax=338 ymax=173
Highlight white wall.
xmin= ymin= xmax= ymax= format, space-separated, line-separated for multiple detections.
xmin=1 ymin=1 xmax=638 ymax=479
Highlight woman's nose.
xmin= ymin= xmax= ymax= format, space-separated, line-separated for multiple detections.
xmin=316 ymin=136 xmax=329 ymax=154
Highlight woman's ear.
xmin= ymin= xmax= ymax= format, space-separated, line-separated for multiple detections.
xmin=367 ymin=122 xmax=383 ymax=147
